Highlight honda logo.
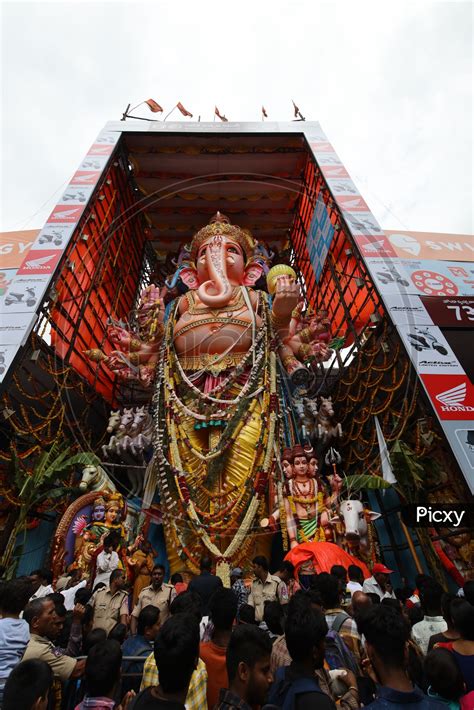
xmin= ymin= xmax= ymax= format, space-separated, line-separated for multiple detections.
xmin=435 ymin=382 xmax=473 ymax=412
xmin=22 ymin=254 xmax=56 ymax=269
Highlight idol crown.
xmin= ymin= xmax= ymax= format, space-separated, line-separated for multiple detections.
xmin=190 ymin=212 xmax=256 ymax=261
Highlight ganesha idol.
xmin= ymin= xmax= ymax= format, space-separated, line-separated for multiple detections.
xmin=146 ymin=214 xmax=334 ymax=578
xmin=87 ymin=213 xmax=333 ymax=579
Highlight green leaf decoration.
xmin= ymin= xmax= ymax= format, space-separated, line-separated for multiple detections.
xmin=389 ymin=439 xmax=426 ymax=503
xmin=342 ymin=474 xmax=391 ymax=494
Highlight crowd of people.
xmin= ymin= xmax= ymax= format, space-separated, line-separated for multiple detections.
xmin=0 ymin=555 xmax=473 ymax=709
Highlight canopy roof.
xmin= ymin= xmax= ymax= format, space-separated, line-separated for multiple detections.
xmin=121 ymin=128 xmax=309 ymax=254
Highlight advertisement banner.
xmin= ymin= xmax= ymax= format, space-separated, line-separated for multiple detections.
xmin=78 ymin=155 xmax=110 ymax=171
xmin=335 ymin=195 xmax=370 ymax=212
xmin=0 ymin=126 xmax=119 ymax=386
xmin=326 ymin=178 xmax=359 ymax=196
xmin=0 ymin=229 xmax=38 ymax=268
xmin=397 ymin=324 xmax=463 ymax=375
xmin=30 ymin=224 xmax=75 ymax=251
xmin=343 ymin=211 xmax=384 ymax=237
xmin=309 ymin=141 xmax=333 ymax=153
xmin=0 ymin=343 xmax=21 ymax=380
xmin=87 ymin=143 xmax=115 ymax=156
xmin=47 ymin=204 xmax=86 ymax=224
xmin=0 ymin=273 xmax=51 ymax=314
xmin=385 ymin=230 xmax=474 ymax=262
xmin=365 ymin=258 xmax=474 ymax=298
xmin=320 ymin=164 xmax=350 ymax=179
xmin=17 ymin=249 xmax=63 ymax=276
xmin=70 ymin=171 xmax=102 ymax=186
xmin=420 ymin=374 xmax=474 ymax=421
xmin=381 ymin=294 xmax=434 ymax=326
xmin=420 ymin=296 xmax=474 ymax=327
xmin=59 ymin=184 xmax=94 ymax=205
xmin=0 ymin=269 xmax=16 ymax=297
xmin=306 ymin=193 xmax=335 ymax=282
xmin=0 ymin=313 xmax=37 ymax=346
xmin=312 ymin=151 xmax=342 ymax=166
xmin=354 ymin=234 xmax=399 ymax=259
xmin=409 ymin=261 xmax=474 ymax=297
xmin=442 ymin=421 xmax=474 ymax=493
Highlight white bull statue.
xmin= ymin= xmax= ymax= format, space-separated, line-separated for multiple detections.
xmin=339 ymin=499 xmax=381 ymax=552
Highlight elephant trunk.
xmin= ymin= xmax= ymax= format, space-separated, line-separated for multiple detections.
xmin=197 ymin=236 xmax=233 ymax=307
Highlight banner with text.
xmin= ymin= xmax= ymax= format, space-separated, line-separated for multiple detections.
xmin=0 ymin=130 xmax=120 ymax=385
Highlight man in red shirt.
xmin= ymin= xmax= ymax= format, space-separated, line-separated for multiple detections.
xmin=199 ymin=588 xmax=237 ymax=708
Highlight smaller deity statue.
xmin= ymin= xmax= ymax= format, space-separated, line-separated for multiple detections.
xmin=104 ymin=493 xmax=126 ymax=538
xmin=72 ymin=492 xmax=127 ymax=578
xmin=85 ymin=284 xmax=165 ymax=388
xmin=288 ymin=445 xmax=324 ymax=546
xmin=303 ymin=444 xmax=319 ymax=480
xmin=265 ymin=445 xmax=328 ymax=549
xmin=84 ymin=496 xmax=108 ymax=541
xmin=285 ymin=305 xmax=333 ymax=367
xmin=281 ymin=448 xmax=294 ymax=481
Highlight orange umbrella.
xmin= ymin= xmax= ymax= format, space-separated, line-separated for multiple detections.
xmin=285 ymin=541 xmax=371 ymax=579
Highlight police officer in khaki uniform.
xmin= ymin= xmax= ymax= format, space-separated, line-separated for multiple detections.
xmin=130 ymin=564 xmax=176 ymax=634
xmin=248 ymin=555 xmax=288 ymax=622
xmin=23 ymin=597 xmax=85 ymax=681
xmin=89 ymin=568 xmax=129 ymax=634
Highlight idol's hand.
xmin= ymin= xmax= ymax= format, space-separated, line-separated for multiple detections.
xmin=272 ymin=275 xmax=300 ymax=323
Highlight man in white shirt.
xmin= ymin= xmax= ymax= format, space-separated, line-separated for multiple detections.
xmin=363 ymin=562 xmax=396 ymax=600
xmin=93 ymin=535 xmax=120 ymax=590
xmin=61 ymin=579 xmax=88 ymax=611
xmin=28 ymin=568 xmax=54 ymax=601
xmin=346 ymin=564 xmax=364 ymax=597
xmin=412 ymin=578 xmax=447 ymax=655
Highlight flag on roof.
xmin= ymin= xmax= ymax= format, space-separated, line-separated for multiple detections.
xmin=145 ymin=99 xmax=163 ymax=113
xmin=215 ymin=106 xmax=228 ymax=122
xmin=177 ymin=102 xmax=193 ymax=117
xmin=292 ymin=100 xmax=300 ymax=118
xmin=262 ymin=106 xmax=268 ymax=118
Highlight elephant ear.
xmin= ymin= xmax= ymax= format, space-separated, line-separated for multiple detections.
xmin=180 ymin=266 xmax=199 ymax=290
xmin=244 ymin=263 xmax=264 ymax=286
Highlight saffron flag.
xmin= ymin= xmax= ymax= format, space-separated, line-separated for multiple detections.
xmin=177 ymin=102 xmax=193 ymax=117
xmin=145 ymin=99 xmax=163 ymax=113
xmin=215 ymin=106 xmax=228 ymax=122
xmin=292 ymin=100 xmax=300 ymax=118
xmin=262 ymin=106 xmax=268 ymax=118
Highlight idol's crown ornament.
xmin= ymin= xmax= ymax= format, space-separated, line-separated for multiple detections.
xmin=190 ymin=212 xmax=256 ymax=262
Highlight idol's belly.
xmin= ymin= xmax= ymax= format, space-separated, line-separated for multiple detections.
xmin=174 ymin=317 xmax=261 ymax=357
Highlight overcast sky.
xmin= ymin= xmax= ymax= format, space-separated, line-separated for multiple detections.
xmin=1 ymin=0 xmax=472 ymax=235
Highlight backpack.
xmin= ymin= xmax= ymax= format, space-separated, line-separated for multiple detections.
xmin=331 ymin=611 xmax=350 ymax=633
xmin=324 ymin=627 xmax=359 ymax=675
xmin=267 ymin=666 xmax=325 ymax=709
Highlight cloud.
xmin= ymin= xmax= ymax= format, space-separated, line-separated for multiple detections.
xmin=1 ymin=0 xmax=472 ymax=234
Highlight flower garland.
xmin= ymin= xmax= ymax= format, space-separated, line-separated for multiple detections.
xmin=152 ymin=292 xmax=280 ymax=578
